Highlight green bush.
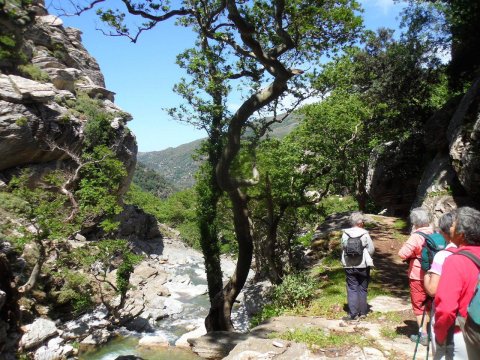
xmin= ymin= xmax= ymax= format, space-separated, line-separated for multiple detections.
xmin=18 ymin=64 xmax=50 ymax=82
xmin=0 ymin=191 xmax=28 ymax=214
xmin=272 ymin=272 xmax=318 ymax=309
xmin=55 ymin=269 xmax=94 ymax=315
xmin=318 ymin=195 xmax=358 ymax=217
xmin=74 ymin=93 xmax=115 ymax=149
xmin=125 ymin=185 xmax=201 ymax=248
xmin=15 ymin=116 xmax=28 ymax=127
xmin=250 ymin=272 xmax=318 ymax=328
xmin=296 ymin=231 xmax=314 ymax=247
xmin=76 ymin=146 xmax=127 ymax=233
xmin=250 ymin=304 xmax=282 ymax=327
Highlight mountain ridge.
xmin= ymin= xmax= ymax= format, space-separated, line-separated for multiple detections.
xmin=138 ymin=113 xmax=301 ymax=189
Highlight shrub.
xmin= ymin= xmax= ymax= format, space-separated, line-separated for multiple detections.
xmin=18 ymin=64 xmax=50 ymax=82
xmin=251 ymin=271 xmax=318 ymax=327
xmin=272 ymin=272 xmax=318 ymax=309
xmin=55 ymin=269 xmax=94 ymax=315
xmin=15 ymin=116 xmax=28 ymax=127
xmin=318 ymin=195 xmax=358 ymax=216
xmin=76 ymin=146 xmax=127 ymax=233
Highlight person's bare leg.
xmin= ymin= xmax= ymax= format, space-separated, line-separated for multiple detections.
xmin=416 ymin=313 xmax=430 ymax=334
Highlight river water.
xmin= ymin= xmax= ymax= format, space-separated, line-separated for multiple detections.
xmin=77 ymin=259 xmax=215 ymax=359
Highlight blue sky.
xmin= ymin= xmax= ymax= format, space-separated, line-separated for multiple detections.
xmin=47 ymin=0 xmax=406 ymax=153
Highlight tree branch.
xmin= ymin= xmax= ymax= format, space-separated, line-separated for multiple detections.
xmin=53 ymin=0 xmax=105 ymax=17
xmin=121 ymin=0 xmax=194 ymax=22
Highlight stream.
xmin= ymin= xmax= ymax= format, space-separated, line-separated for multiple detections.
xmin=77 ymin=248 xmax=242 ymax=360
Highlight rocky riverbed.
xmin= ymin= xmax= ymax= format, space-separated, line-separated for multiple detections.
xmin=19 ymin=234 xmax=271 ymax=359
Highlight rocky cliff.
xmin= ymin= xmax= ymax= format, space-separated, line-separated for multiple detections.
xmin=0 ymin=1 xmax=137 ymax=191
xmin=366 ymin=77 xmax=480 ymax=219
xmin=0 ymin=1 xmax=139 ymax=358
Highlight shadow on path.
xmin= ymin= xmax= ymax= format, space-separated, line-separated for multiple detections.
xmin=369 ymin=218 xmax=411 ymax=298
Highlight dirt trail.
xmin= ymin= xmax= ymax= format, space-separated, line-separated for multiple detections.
xmin=266 ymin=214 xmax=430 ymax=359
xmin=368 ymin=215 xmax=411 ymax=298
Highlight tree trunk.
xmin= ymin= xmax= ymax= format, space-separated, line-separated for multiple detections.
xmin=0 ymin=253 xmax=20 ymax=355
xmin=18 ymin=238 xmax=45 ymax=294
xmin=263 ymin=173 xmax=282 ymax=284
xmin=197 ymin=161 xmax=224 ymax=303
xmin=355 ymin=162 xmax=368 ymax=212
xmin=205 ymin=188 xmax=253 ymax=331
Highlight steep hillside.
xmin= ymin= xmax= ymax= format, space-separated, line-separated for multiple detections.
xmin=133 ymin=161 xmax=178 ymax=198
xmin=138 ymin=138 xmax=203 ymax=189
xmin=139 ymin=113 xmax=301 ymax=189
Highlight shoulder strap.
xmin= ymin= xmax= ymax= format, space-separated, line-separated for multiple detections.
xmin=415 ymin=231 xmax=432 ymax=241
xmin=455 ymin=250 xmax=480 ymax=268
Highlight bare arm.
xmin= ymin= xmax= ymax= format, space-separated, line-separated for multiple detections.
xmin=424 ymin=272 xmax=440 ymax=297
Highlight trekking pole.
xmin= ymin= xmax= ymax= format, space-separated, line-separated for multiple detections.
xmin=425 ymin=298 xmax=433 ymax=360
xmin=413 ymin=302 xmax=428 ymax=360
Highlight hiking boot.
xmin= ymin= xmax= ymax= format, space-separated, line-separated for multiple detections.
xmin=358 ymin=314 xmax=367 ymax=320
xmin=341 ymin=315 xmax=359 ymax=321
xmin=410 ymin=334 xmax=428 ymax=346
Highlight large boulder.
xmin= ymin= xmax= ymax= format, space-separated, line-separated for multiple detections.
xmin=188 ymin=332 xmax=249 ymax=360
xmin=447 ymin=77 xmax=480 ymax=202
xmin=410 ymin=77 xmax=480 ymax=216
xmin=19 ymin=318 xmax=58 ymax=350
xmin=223 ymin=338 xmax=316 ymax=360
xmin=115 ymin=205 xmax=161 ymax=241
xmin=366 ymin=136 xmax=426 ymax=215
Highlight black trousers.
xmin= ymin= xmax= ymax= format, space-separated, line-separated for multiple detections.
xmin=345 ymin=267 xmax=370 ymax=317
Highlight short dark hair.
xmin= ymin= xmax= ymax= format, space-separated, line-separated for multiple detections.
xmin=455 ymin=207 xmax=480 ymax=245
xmin=438 ymin=210 xmax=457 ymax=234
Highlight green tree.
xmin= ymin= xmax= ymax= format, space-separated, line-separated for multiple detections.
xmin=8 ymin=171 xmax=76 ymax=295
xmin=311 ymin=29 xmax=444 ymax=208
xmin=402 ymin=0 xmax=480 ymax=90
xmin=59 ymin=0 xmax=362 ymax=331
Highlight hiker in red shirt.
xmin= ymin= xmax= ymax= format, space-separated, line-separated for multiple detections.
xmin=398 ymin=207 xmax=433 ymax=346
xmin=434 ymin=206 xmax=480 ymax=359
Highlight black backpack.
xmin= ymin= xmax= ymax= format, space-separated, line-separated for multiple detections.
xmin=344 ymin=234 xmax=364 ymax=257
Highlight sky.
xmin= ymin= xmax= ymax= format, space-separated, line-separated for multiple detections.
xmin=46 ymin=0 xmax=407 ymax=153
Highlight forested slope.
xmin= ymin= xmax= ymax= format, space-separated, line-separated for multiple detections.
xmin=138 ymin=113 xmax=301 ymax=189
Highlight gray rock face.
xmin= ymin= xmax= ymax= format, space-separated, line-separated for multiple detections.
xmin=20 ymin=318 xmax=58 ymax=350
xmin=448 ymin=77 xmax=480 ymax=201
xmin=188 ymin=331 xmax=249 ymax=360
xmin=407 ymin=77 xmax=480 ymax=215
xmin=369 ymin=77 xmax=480 ymax=214
xmin=0 ymin=7 xmax=137 ymax=198
xmin=366 ymin=137 xmax=426 ymax=216
xmin=24 ymin=16 xmax=106 ymax=88
xmin=411 ymin=153 xmax=460 ymax=222
xmin=115 ymin=205 xmax=161 ymax=241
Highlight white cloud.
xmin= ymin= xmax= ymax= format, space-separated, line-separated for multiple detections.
xmin=376 ymin=0 xmax=395 ymax=14
xmin=360 ymin=0 xmax=396 ymax=15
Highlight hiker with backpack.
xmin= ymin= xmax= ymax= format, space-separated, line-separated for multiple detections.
xmin=434 ymin=206 xmax=480 ymax=359
xmin=424 ymin=211 xmax=467 ymax=359
xmin=399 ymin=207 xmax=436 ymax=346
xmin=341 ymin=211 xmax=375 ymax=321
